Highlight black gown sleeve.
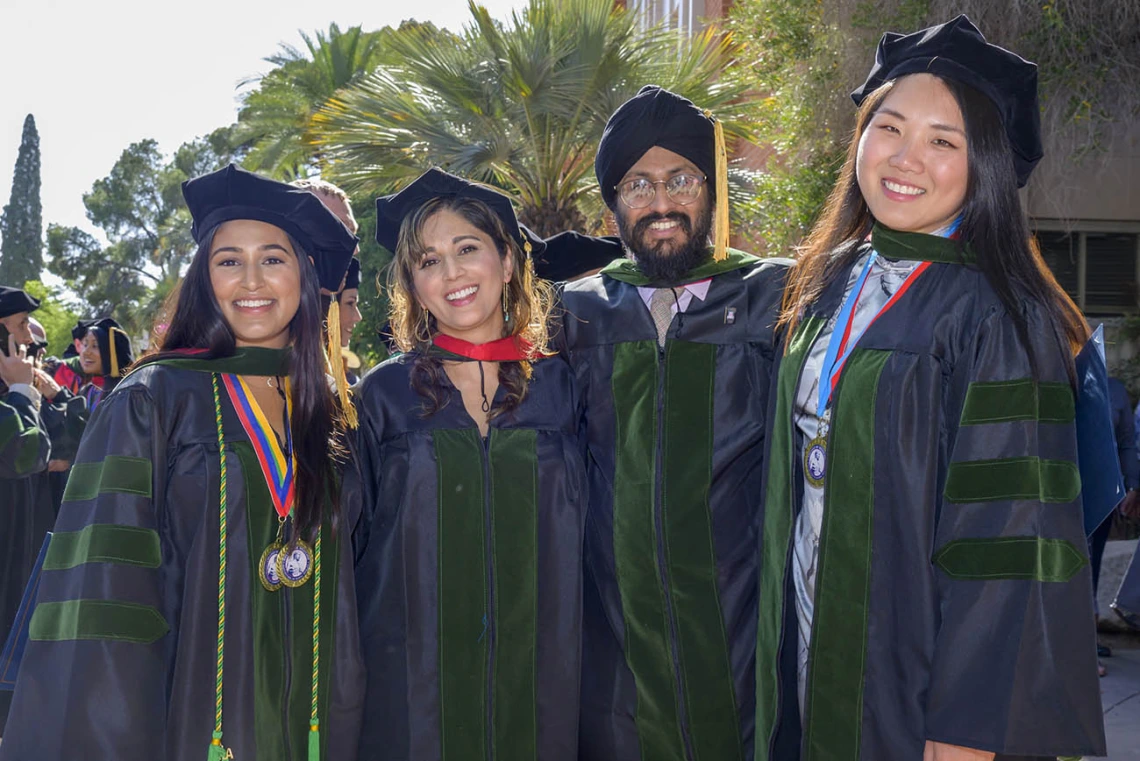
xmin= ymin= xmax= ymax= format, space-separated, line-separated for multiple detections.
xmin=924 ymin=307 xmax=1106 ymax=756
xmin=0 ymin=390 xmax=50 ymax=479
xmin=0 ymin=385 xmax=173 ymax=760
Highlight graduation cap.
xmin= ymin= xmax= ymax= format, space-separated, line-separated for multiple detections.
xmin=341 ymin=258 xmax=360 ymax=293
xmin=87 ymin=317 xmax=134 ymax=378
xmin=182 ymin=164 xmax=359 ymax=293
xmin=594 ymin=85 xmax=730 ymax=262
xmin=71 ymin=317 xmax=100 ymax=343
xmin=536 ymin=231 xmax=624 ymax=283
xmin=0 ymin=286 xmax=39 ymax=319
xmin=851 ymin=15 xmax=1043 ymax=187
xmin=374 ymin=168 xmax=546 ymax=259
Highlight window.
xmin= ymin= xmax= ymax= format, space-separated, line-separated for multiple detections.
xmin=627 ymin=0 xmax=703 ymax=35
xmin=1034 ymin=223 xmax=1140 ymax=316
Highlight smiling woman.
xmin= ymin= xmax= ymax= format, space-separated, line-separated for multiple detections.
xmin=755 ymin=16 xmax=1105 ymax=761
xmin=351 ymin=168 xmax=587 ymax=761
xmin=0 ymin=165 xmax=367 ymax=761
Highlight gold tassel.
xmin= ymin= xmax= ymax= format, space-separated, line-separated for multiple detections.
xmin=108 ymin=327 xmax=125 ymax=377
xmin=705 ymin=110 xmax=730 ymax=262
xmin=325 ymin=300 xmax=358 ymax=429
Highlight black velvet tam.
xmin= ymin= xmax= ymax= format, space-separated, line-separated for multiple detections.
xmin=594 ymin=85 xmax=716 ymax=211
xmin=0 ymin=286 xmax=39 ymax=319
xmin=852 ymin=15 xmax=1042 ymax=187
xmin=71 ymin=318 xmax=100 ymax=342
xmin=374 ymin=167 xmax=545 ymax=258
xmin=87 ymin=317 xmax=134 ymax=376
xmin=535 ymin=231 xmax=624 ymax=283
xmin=182 ymin=164 xmax=359 ymax=292
xmin=342 ymin=257 xmax=360 ymax=292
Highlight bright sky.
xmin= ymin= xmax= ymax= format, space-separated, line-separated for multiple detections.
xmin=0 ymin=0 xmax=529 ymax=238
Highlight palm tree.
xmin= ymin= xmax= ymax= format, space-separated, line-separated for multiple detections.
xmin=310 ymin=0 xmax=756 ymax=236
xmin=234 ymin=22 xmax=435 ymax=179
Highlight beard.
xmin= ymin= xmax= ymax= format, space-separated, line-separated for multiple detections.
xmin=616 ymin=204 xmax=714 ymax=284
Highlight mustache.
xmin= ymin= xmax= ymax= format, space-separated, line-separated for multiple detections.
xmin=632 ymin=212 xmax=693 ymax=240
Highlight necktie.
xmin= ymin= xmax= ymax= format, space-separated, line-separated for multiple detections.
xmin=649 ymin=288 xmax=678 ymax=346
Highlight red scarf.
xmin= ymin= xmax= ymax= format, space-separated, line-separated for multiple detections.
xmin=431 ymin=334 xmax=534 ymax=362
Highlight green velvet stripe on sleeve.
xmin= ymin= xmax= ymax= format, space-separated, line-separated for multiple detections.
xmin=803 ymin=348 xmax=892 ymax=761
xmin=944 ymin=457 xmax=1081 ymax=504
xmin=663 ymin=340 xmax=743 ymax=761
xmin=63 ymin=455 xmax=153 ymax=502
xmin=435 ymin=428 xmax=489 ymax=761
xmin=0 ymin=407 xmax=19 ymax=450
xmin=755 ymin=317 xmax=825 ymax=761
xmin=934 ymin=536 xmax=1088 ymax=582
xmin=611 ymin=340 xmax=685 ymax=761
xmin=959 ymin=379 xmax=1075 ymax=426
xmin=43 ymin=524 xmax=161 ymax=570
xmin=14 ymin=426 xmax=43 ymax=476
xmin=489 ymin=428 xmax=539 ymax=761
xmin=29 ymin=599 xmax=169 ymax=644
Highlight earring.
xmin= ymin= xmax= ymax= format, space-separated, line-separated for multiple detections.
xmin=502 ymin=285 xmax=511 ymax=324
xmin=416 ymin=308 xmax=431 ymax=344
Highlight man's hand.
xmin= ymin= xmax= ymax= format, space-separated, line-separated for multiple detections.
xmin=924 ymin=741 xmax=995 ymax=761
xmin=47 ymin=459 xmax=70 ymax=473
xmin=1120 ymin=489 xmax=1140 ymax=521
xmin=33 ymin=368 xmax=62 ymax=401
xmin=0 ymin=336 xmax=34 ymax=387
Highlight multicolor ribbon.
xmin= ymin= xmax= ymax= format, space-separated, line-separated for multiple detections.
xmin=221 ymin=374 xmax=295 ymax=520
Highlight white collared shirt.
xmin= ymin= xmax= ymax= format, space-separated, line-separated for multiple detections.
xmin=635 ymin=278 xmax=712 ymax=316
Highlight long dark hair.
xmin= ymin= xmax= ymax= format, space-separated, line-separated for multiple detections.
xmin=141 ymin=225 xmax=345 ymax=537
xmin=387 ymin=196 xmax=555 ymax=419
xmin=780 ymin=75 xmax=1088 ymax=365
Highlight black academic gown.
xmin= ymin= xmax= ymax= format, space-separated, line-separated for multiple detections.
xmin=0 ymin=384 xmax=52 ymax=731
xmin=0 ymin=348 xmax=365 ymax=761
xmin=558 ymin=249 xmax=790 ymax=761
xmin=755 ymin=227 xmax=1106 ymax=761
xmin=352 ymin=352 xmax=587 ymax=761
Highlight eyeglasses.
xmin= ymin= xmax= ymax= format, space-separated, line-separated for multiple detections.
xmin=615 ymin=173 xmax=706 ymax=209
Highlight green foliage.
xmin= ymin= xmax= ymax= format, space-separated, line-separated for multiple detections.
xmin=349 ymin=200 xmax=393 ymax=368
xmin=47 ymin=128 xmax=237 ymax=335
xmin=0 ymin=114 xmax=44 ymax=287
xmin=234 ymin=22 xmax=425 ymax=180
xmin=311 ymin=0 xmax=757 ymax=237
xmin=22 ymin=279 xmax=80 ymax=358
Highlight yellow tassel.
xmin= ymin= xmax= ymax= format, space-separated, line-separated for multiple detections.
xmin=706 ymin=110 xmax=730 ymax=262
xmin=325 ymin=300 xmax=358 ymax=429
xmin=108 ymin=327 xmax=125 ymax=377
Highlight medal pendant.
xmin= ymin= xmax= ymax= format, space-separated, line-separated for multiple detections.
xmin=259 ymin=541 xmax=284 ymax=592
xmin=804 ymin=413 xmax=830 ymax=488
xmin=275 ymin=538 xmax=315 ymax=588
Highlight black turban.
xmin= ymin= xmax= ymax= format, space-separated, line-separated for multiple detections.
xmin=595 ymin=85 xmax=716 ymax=211
xmin=852 ymin=15 xmax=1042 ymax=187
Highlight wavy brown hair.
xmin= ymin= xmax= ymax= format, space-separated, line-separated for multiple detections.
xmin=387 ymin=196 xmax=555 ymax=418
xmin=779 ymin=75 xmax=1088 ymax=366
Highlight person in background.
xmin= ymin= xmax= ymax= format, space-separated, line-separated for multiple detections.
xmin=336 ymin=258 xmax=364 ymax=384
xmin=0 ymin=286 xmax=52 ymax=735
xmin=1092 ymin=377 xmax=1140 ymax=675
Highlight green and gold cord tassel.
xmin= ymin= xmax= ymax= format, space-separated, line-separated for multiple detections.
xmin=309 ymin=532 xmax=323 ymax=760
xmin=209 ymin=374 xmax=232 ymax=761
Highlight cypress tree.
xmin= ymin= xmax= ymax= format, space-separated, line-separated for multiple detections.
xmin=0 ymin=114 xmax=44 ymax=287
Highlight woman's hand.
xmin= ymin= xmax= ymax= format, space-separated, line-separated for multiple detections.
xmin=923 ymin=741 xmax=995 ymax=761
